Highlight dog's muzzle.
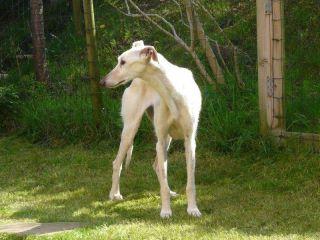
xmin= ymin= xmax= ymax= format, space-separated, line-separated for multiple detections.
xmin=100 ymin=73 xmax=110 ymax=87
xmin=99 ymin=75 xmax=126 ymax=89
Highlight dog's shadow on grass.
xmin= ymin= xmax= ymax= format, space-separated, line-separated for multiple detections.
xmin=2 ymin=144 xmax=320 ymax=238
xmin=7 ymin=179 xmax=320 ymax=238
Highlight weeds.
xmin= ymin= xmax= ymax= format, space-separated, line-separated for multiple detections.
xmin=0 ymin=0 xmax=319 ymax=153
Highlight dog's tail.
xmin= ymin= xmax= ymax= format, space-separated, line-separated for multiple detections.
xmin=125 ymin=145 xmax=133 ymax=170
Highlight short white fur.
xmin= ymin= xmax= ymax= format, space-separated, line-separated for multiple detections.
xmin=100 ymin=40 xmax=202 ymax=218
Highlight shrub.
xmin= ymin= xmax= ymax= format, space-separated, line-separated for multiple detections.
xmin=0 ymin=85 xmax=20 ymax=131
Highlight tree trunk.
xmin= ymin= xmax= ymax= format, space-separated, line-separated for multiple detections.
xmin=30 ymin=0 xmax=49 ymax=84
xmin=193 ymin=11 xmax=225 ymax=84
xmin=83 ymin=0 xmax=103 ymax=128
xmin=185 ymin=0 xmax=196 ymax=50
xmin=184 ymin=0 xmax=225 ymax=84
xmin=72 ymin=0 xmax=83 ymax=35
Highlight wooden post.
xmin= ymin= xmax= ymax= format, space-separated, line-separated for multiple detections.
xmin=257 ymin=0 xmax=285 ymax=135
xmin=72 ymin=0 xmax=83 ymax=35
xmin=272 ymin=0 xmax=285 ymax=130
xmin=83 ymin=0 xmax=103 ymax=127
xmin=30 ymin=0 xmax=50 ymax=84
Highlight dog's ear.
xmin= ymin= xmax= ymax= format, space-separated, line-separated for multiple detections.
xmin=132 ymin=40 xmax=144 ymax=48
xmin=140 ymin=46 xmax=158 ymax=62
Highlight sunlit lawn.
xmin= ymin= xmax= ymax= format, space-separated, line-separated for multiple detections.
xmin=0 ymin=137 xmax=320 ymax=239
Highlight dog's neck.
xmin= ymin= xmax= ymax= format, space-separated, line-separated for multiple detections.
xmin=140 ymin=56 xmax=180 ymax=119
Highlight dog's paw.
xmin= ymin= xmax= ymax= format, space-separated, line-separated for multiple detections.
xmin=169 ymin=191 xmax=178 ymax=198
xmin=160 ymin=208 xmax=172 ymax=218
xmin=187 ymin=207 xmax=201 ymax=217
xmin=109 ymin=192 xmax=123 ymax=201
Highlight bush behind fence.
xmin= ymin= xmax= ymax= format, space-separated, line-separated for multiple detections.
xmin=0 ymin=0 xmax=319 ymax=153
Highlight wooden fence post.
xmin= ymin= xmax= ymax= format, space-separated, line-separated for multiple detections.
xmin=272 ymin=0 xmax=285 ymax=131
xmin=257 ymin=0 xmax=285 ymax=135
xmin=30 ymin=0 xmax=50 ymax=84
xmin=83 ymin=0 xmax=103 ymax=128
xmin=72 ymin=0 xmax=83 ymax=35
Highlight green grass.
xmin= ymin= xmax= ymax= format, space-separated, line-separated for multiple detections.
xmin=0 ymin=2 xmax=319 ymax=238
xmin=1 ymin=137 xmax=320 ymax=239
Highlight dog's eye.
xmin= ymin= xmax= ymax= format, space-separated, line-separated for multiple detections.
xmin=120 ymin=60 xmax=126 ymax=66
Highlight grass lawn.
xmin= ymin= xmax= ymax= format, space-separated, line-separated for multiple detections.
xmin=0 ymin=137 xmax=320 ymax=239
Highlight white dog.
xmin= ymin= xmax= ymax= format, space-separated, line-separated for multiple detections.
xmin=100 ymin=41 xmax=202 ymax=218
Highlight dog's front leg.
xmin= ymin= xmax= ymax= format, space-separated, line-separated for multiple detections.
xmin=109 ymin=122 xmax=140 ymax=200
xmin=109 ymin=83 xmax=149 ymax=200
xmin=184 ymin=136 xmax=201 ymax=217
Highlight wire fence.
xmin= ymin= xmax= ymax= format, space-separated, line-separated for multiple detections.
xmin=284 ymin=1 xmax=320 ymax=134
xmin=0 ymin=0 xmax=319 ymax=151
xmin=272 ymin=0 xmax=320 ymax=149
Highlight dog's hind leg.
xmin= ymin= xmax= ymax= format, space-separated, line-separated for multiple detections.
xmin=153 ymin=103 xmax=172 ymax=218
xmin=153 ymin=136 xmax=178 ymax=197
xmin=124 ymin=145 xmax=134 ymax=169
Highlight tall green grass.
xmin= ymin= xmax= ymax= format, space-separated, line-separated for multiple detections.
xmin=0 ymin=0 xmax=319 ymax=153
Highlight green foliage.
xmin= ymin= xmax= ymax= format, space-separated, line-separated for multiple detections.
xmin=0 ymin=85 xmax=20 ymax=130
xmin=284 ymin=0 xmax=320 ymax=133
xmin=198 ymin=81 xmax=257 ymax=152
xmin=0 ymin=0 xmax=319 ymax=152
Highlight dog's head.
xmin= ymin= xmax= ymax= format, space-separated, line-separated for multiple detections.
xmin=100 ymin=40 xmax=158 ymax=88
